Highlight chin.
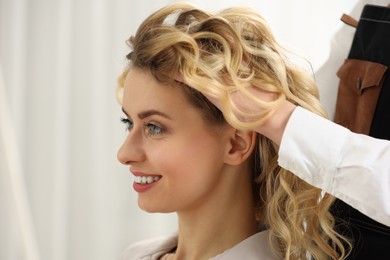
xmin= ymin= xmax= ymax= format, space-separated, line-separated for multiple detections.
xmin=138 ymin=200 xmax=174 ymax=213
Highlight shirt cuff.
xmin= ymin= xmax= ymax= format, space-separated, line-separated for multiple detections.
xmin=278 ymin=106 xmax=349 ymax=192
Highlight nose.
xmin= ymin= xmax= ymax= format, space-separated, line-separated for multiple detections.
xmin=117 ymin=130 xmax=145 ymax=165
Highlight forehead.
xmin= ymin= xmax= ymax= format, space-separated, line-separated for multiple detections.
xmin=122 ymin=68 xmax=191 ymax=114
xmin=123 ymin=67 xmax=183 ymax=97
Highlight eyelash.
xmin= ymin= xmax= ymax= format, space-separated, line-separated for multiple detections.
xmin=120 ymin=117 xmax=165 ymax=136
xmin=120 ymin=117 xmax=133 ymax=131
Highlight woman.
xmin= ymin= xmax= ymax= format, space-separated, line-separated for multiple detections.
xmin=117 ymin=2 xmax=389 ymax=259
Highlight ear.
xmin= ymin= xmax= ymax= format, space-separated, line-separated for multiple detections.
xmin=224 ymin=129 xmax=257 ymax=166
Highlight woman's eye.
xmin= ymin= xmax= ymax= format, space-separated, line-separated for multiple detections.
xmin=120 ymin=117 xmax=133 ymax=131
xmin=144 ymin=122 xmax=165 ymax=136
xmin=121 ymin=117 xmax=165 ymax=136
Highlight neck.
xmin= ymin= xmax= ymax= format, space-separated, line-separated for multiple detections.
xmin=173 ymin=165 xmax=258 ymax=260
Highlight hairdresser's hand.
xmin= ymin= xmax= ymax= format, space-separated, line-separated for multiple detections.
xmin=211 ymin=87 xmax=277 ymax=115
xmin=208 ymin=87 xmax=296 ymax=145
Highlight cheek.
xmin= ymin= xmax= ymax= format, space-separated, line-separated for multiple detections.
xmin=139 ymin=133 xmax=228 ymax=213
xmin=150 ymin=136 xmax=226 ymax=186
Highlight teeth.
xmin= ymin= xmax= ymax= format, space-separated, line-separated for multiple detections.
xmin=134 ymin=176 xmax=161 ymax=184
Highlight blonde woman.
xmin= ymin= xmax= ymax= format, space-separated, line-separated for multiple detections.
xmin=117 ymin=2 xmax=390 ymax=259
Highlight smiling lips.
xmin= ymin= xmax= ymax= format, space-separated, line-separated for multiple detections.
xmin=131 ymin=170 xmax=162 ymax=192
xmin=133 ymin=176 xmax=161 ymax=193
xmin=134 ymin=175 xmax=161 ymax=184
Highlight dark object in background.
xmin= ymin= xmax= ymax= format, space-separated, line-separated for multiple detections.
xmin=333 ymin=4 xmax=390 ymax=260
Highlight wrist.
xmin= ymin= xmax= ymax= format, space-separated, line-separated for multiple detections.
xmin=255 ymin=100 xmax=297 ymax=145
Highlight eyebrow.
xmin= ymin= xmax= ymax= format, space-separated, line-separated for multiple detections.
xmin=122 ymin=108 xmax=172 ymax=120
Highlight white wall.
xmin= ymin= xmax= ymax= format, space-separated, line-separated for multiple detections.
xmin=0 ymin=1 xmax=358 ymax=260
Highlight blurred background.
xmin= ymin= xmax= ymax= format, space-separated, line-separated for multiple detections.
xmin=0 ymin=0 xmax=357 ymax=259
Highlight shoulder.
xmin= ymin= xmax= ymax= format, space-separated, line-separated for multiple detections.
xmin=119 ymin=233 xmax=178 ymax=260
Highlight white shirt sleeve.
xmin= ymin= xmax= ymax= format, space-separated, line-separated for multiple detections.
xmin=278 ymin=106 xmax=390 ymax=226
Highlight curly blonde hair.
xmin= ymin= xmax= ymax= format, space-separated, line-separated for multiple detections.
xmin=118 ymin=2 xmax=351 ymax=259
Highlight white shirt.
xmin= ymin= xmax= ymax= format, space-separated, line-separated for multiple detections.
xmin=119 ymin=230 xmax=279 ymax=260
xmin=279 ymin=106 xmax=390 ymax=227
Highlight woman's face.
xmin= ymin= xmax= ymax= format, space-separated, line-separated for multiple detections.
xmin=118 ymin=68 xmax=237 ymax=213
